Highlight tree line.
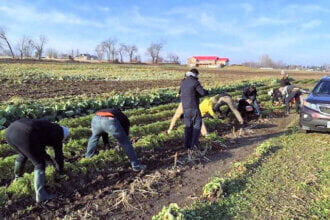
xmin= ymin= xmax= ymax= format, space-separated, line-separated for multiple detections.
xmin=0 ymin=26 xmax=180 ymax=63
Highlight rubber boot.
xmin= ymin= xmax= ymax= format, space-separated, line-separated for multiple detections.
xmin=184 ymin=127 xmax=193 ymax=149
xmin=191 ymin=128 xmax=202 ymax=151
xmin=34 ymin=169 xmax=56 ymax=203
xmin=14 ymin=161 xmax=25 ymax=179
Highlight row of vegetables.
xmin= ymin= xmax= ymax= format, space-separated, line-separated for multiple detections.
xmin=0 ymin=80 xmax=268 ymax=129
xmin=0 ymin=80 xmax=285 ymax=210
xmin=0 ymin=78 xmax=316 ymax=215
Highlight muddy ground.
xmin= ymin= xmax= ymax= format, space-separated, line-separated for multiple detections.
xmin=2 ymin=112 xmax=297 ymax=219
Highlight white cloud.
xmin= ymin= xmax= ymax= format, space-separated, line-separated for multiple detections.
xmin=0 ymin=5 xmax=103 ymax=27
xmin=285 ymin=4 xmax=330 ymax=13
xmin=301 ymin=19 xmax=322 ymax=30
xmin=249 ymin=17 xmax=292 ymax=27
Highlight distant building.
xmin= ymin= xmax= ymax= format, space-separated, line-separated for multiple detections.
xmin=75 ymin=54 xmax=98 ymax=61
xmin=187 ymin=56 xmax=229 ymax=68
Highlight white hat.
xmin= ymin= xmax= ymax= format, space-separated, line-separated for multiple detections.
xmin=61 ymin=126 xmax=70 ymax=142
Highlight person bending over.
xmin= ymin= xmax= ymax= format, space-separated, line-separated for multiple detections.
xmin=5 ymin=119 xmax=69 ymax=202
xmin=85 ymin=108 xmax=146 ymax=172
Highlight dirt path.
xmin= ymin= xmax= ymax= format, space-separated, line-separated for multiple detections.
xmin=5 ymin=114 xmax=297 ymax=219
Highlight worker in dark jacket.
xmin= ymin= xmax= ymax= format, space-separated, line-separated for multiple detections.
xmin=180 ymin=68 xmax=208 ymax=152
xmin=279 ymin=85 xmax=302 ymax=114
xmin=242 ymin=85 xmax=262 ymax=116
xmin=280 ymin=70 xmax=291 ymax=87
xmin=85 ymin=108 xmax=146 ymax=172
xmin=5 ymin=119 xmax=69 ymax=202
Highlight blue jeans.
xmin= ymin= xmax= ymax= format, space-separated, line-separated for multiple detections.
xmin=85 ymin=116 xmax=139 ymax=166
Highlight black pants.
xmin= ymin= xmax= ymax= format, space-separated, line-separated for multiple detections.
xmin=285 ymin=91 xmax=301 ymax=113
xmin=183 ymin=108 xmax=202 ymax=149
xmin=6 ymin=130 xmax=46 ymax=170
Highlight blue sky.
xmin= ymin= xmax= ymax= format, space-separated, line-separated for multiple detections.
xmin=1 ymin=0 xmax=330 ymax=65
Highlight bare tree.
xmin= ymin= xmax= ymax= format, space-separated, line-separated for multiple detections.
xmin=117 ymin=44 xmax=127 ymax=63
xmin=167 ymin=53 xmax=180 ymax=63
xmin=95 ymin=44 xmax=105 ymax=60
xmin=110 ymin=40 xmax=117 ymax=61
xmin=146 ymin=42 xmax=164 ymax=63
xmin=24 ymin=39 xmax=34 ymax=58
xmin=32 ymin=35 xmax=48 ymax=60
xmin=125 ymin=45 xmax=138 ymax=63
xmin=101 ymin=38 xmax=116 ymax=62
xmin=46 ymin=48 xmax=58 ymax=59
xmin=0 ymin=26 xmax=15 ymax=58
xmin=259 ymin=54 xmax=275 ymax=68
xmin=16 ymin=36 xmax=33 ymax=59
xmin=75 ymin=49 xmax=80 ymax=57
xmin=133 ymin=55 xmax=141 ymax=63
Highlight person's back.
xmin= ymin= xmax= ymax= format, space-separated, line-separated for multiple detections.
xmin=96 ymin=108 xmax=130 ymax=135
xmin=7 ymin=119 xmax=63 ymax=147
xmin=180 ymin=76 xmax=207 ymax=110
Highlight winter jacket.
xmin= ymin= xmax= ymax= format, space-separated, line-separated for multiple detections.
xmin=180 ymin=76 xmax=208 ymax=110
xmin=242 ymin=87 xmax=257 ymax=101
xmin=6 ymin=119 xmax=64 ymax=171
xmin=96 ymin=108 xmax=130 ymax=135
xmin=280 ymin=77 xmax=291 ymax=87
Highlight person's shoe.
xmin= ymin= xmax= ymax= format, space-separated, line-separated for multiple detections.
xmin=193 ymin=144 xmax=204 ymax=152
xmin=34 ymin=169 xmax=56 ymax=203
xmin=132 ymin=164 xmax=147 ymax=172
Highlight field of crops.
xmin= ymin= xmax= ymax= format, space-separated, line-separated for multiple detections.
xmin=0 ymin=61 xmax=326 ymax=218
xmin=0 ymin=63 xmax=325 ymax=103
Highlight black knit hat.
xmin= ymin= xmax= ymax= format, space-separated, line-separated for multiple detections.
xmin=190 ymin=68 xmax=199 ymax=75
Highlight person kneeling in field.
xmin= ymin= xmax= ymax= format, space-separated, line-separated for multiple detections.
xmin=242 ymin=85 xmax=262 ymax=117
xmin=5 ymin=119 xmax=69 ymax=202
xmin=85 ymin=108 xmax=146 ymax=172
xmin=237 ymin=99 xmax=255 ymax=118
xmin=167 ymin=93 xmax=244 ymax=136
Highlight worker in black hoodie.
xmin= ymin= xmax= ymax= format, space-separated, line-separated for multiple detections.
xmin=85 ymin=108 xmax=146 ymax=172
xmin=5 ymin=119 xmax=69 ymax=202
xmin=179 ymin=68 xmax=208 ymax=152
xmin=242 ymin=85 xmax=262 ymax=116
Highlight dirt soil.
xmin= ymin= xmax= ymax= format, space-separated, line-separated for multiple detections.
xmin=2 ymin=113 xmax=297 ymax=219
xmin=1 ymin=79 xmax=181 ymax=101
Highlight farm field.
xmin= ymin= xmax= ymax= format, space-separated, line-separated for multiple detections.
xmin=0 ymin=62 xmax=326 ymax=102
xmin=0 ymin=62 xmax=328 ymax=219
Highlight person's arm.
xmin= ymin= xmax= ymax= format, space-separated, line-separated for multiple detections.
xmin=195 ymin=81 xmax=209 ymax=97
xmin=249 ymin=90 xmax=257 ymax=102
xmin=168 ymin=103 xmax=183 ymax=133
xmin=53 ymin=143 xmax=64 ymax=173
xmin=242 ymin=88 xmax=248 ymax=99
